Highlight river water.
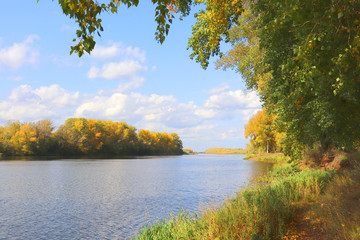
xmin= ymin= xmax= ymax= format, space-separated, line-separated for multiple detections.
xmin=0 ymin=154 xmax=272 ymax=239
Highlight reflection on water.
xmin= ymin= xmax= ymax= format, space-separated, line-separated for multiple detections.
xmin=0 ymin=154 xmax=272 ymax=239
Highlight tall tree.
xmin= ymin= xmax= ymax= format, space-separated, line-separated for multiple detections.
xmin=255 ymin=0 xmax=360 ymax=157
xmin=245 ymin=109 xmax=278 ymax=153
xmin=216 ymin=0 xmax=360 ymax=158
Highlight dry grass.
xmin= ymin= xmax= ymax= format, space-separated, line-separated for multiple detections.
xmin=311 ymin=153 xmax=360 ymax=239
xmin=283 ymin=152 xmax=360 ymax=240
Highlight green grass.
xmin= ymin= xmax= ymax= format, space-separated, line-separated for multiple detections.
xmin=244 ymin=152 xmax=289 ymax=164
xmin=134 ymin=163 xmax=335 ymax=240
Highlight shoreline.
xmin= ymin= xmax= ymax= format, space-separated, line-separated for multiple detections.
xmin=135 ymin=152 xmax=360 ymax=240
xmin=0 ymin=153 xmax=184 ymax=161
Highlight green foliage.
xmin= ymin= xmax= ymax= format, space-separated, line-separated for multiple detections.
xmin=244 ymin=152 xmax=289 ymax=165
xmin=42 ymin=0 xmax=243 ymax=66
xmin=216 ymin=0 xmax=360 ymax=158
xmin=255 ymin=0 xmax=360 ymax=155
xmin=187 ymin=0 xmax=243 ymax=69
xmin=216 ymin=1 xmax=271 ymax=91
xmin=38 ymin=0 xmax=193 ymax=57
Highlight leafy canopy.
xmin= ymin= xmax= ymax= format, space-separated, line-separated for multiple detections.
xmin=217 ymin=0 xmax=360 ymax=157
xmin=256 ymin=0 xmax=360 ymax=155
xmin=42 ymin=0 xmax=242 ymax=67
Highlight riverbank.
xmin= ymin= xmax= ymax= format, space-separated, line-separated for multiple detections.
xmin=204 ymin=148 xmax=246 ymax=154
xmin=135 ymin=152 xmax=360 ymax=239
xmin=0 ymin=152 xmax=184 ymax=161
xmin=244 ymin=152 xmax=289 ymax=164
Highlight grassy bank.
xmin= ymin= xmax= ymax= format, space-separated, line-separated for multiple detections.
xmin=244 ymin=152 xmax=289 ymax=164
xmin=284 ymin=152 xmax=360 ymax=239
xmin=134 ymin=156 xmax=339 ymax=239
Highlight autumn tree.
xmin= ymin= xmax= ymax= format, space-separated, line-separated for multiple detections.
xmin=52 ymin=118 xmax=183 ymax=155
xmin=0 ymin=118 xmax=183 ymax=156
xmin=54 ymin=118 xmax=138 ymax=154
xmin=245 ymin=109 xmax=278 ymax=153
xmin=32 ymin=119 xmax=55 ymax=154
xmin=0 ymin=120 xmax=54 ymax=155
xmin=137 ymin=130 xmax=183 ymax=154
xmin=0 ymin=121 xmax=21 ymax=155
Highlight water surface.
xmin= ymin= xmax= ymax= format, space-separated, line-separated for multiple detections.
xmin=0 ymin=154 xmax=272 ymax=239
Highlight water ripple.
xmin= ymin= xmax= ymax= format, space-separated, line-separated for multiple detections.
xmin=0 ymin=155 xmax=272 ymax=239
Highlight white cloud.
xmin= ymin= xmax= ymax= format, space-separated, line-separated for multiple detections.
xmin=87 ymin=66 xmax=100 ymax=79
xmin=34 ymin=84 xmax=80 ymax=108
xmin=194 ymin=108 xmax=216 ymax=119
xmin=240 ymin=108 xmax=261 ymax=121
xmin=0 ymin=101 xmax=54 ymax=121
xmin=8 ymin=85 xmax=41 ymax=103
xmin=88 ymin=43 xmax=148 ymax=91
xmin=75 ymin=88 xmax=262 ymax=128
xmin=0 ymin=84 xmax=79 ymax=121
xmin=204 ymin=83 xmax=230 ymax=94
xmin=205 ymin=90 xmax=261 ymax=109
xmin=87 ymin=60 xmax=147 ymax=80
xmin=0 ymin=35 xmax=39 ymax=70
xmin=0 ymin=83 xmax=262 ymax=151
xmin=75 ymin=92 xmax=201 ymax=128
xmin=193 ymin=90 xmax=263 ymax=121
xmin=220 ymin=127 xmax=244 ymax=140
xmin=91 ymin=43 xmax=121 ymax=59
xmin=117 ymin=76 xmax=145 ymax=92
xmin=124 ymin=46 xmax=146 ymax=62
xmin=179 ymin=124 xmax=216 ymax=139
xmin=91 ymin=42 xmax=146 ymax=62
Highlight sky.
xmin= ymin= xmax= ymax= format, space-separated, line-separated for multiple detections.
xmin=0 ymin=1 xmax=262 ymax=151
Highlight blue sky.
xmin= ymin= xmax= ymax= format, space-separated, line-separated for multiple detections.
xmin=0 ymin=1 xmax=262 ymax=151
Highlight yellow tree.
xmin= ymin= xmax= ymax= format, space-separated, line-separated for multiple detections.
xmin=245 ymin=109 xmax=278 ymax=153
xmin=9 ymin=123 xmax=38 ymax=155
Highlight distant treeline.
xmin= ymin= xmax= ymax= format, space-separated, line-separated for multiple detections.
xmin=0 ymin=118 xmax=183 ymax=156
xmin=205 ymin=148 xmax=246 ymax=154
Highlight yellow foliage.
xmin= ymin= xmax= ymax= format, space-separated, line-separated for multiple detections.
xmin=245 ymin=109 xmax=284 ymax=153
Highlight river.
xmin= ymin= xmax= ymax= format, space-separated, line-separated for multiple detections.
xmin=0 ymin=154 xmax=272 ymax=239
